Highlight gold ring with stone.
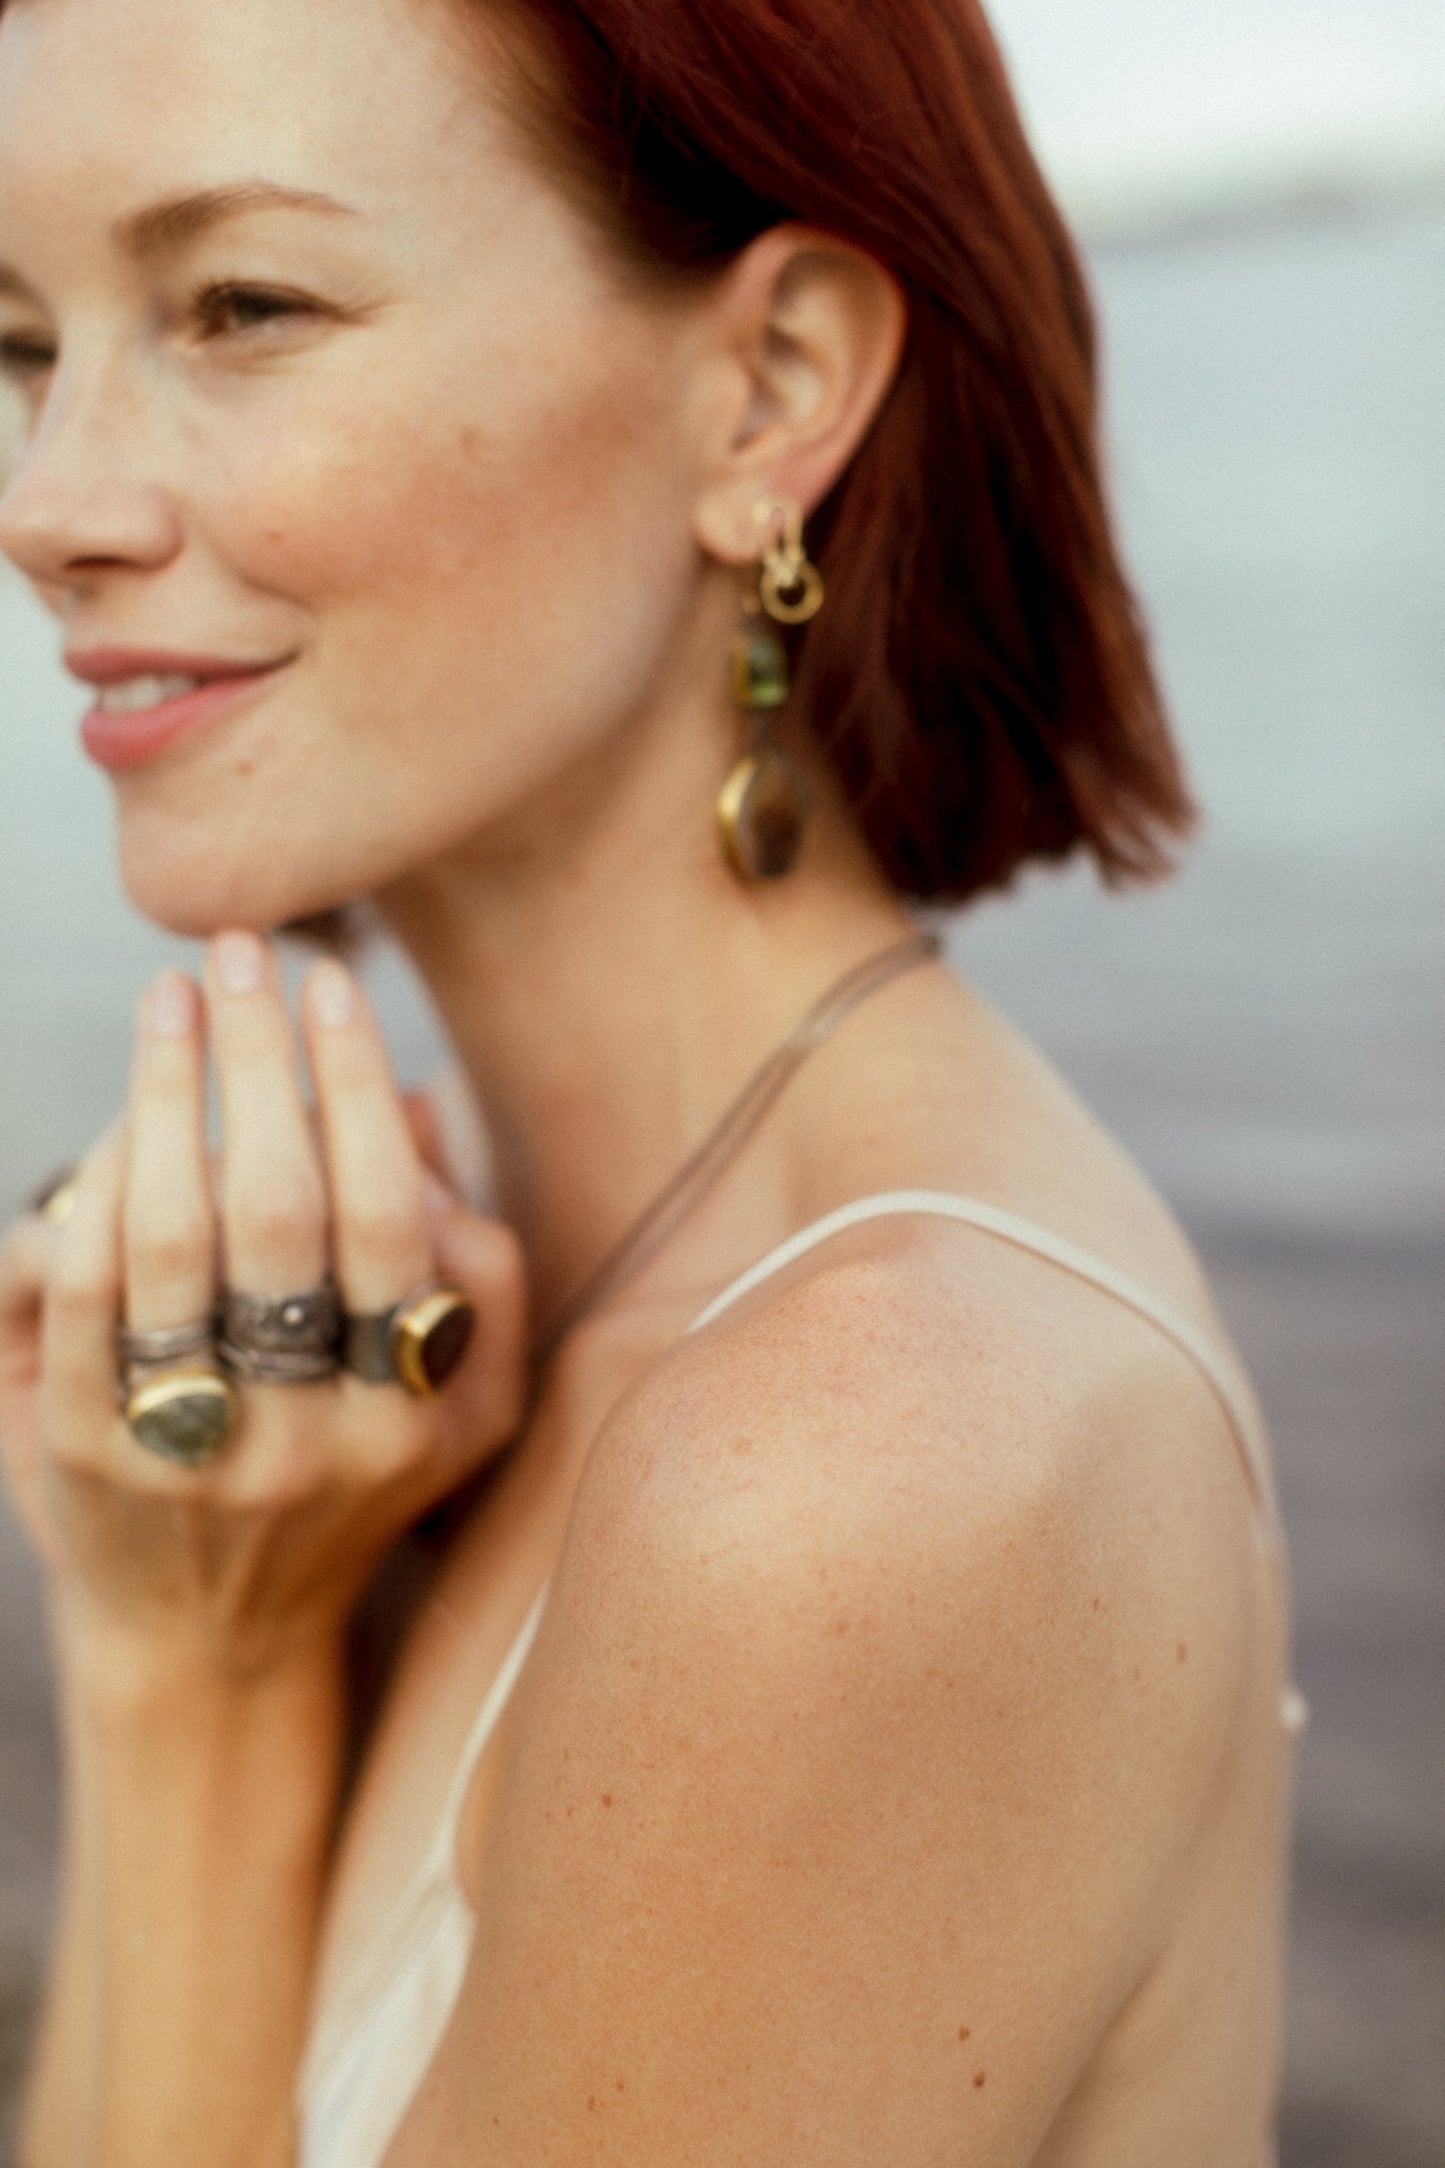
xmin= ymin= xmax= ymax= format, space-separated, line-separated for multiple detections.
xmin=124 ymin=1367 xmax=239 ymax=1468
xmin=343 ymin=1283 xmax=476 ymax=1397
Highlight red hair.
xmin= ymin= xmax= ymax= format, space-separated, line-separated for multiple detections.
xmin=475 ymin=0 xmax=1194 ymax=901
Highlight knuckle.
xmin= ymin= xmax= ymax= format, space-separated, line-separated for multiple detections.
xmin=127 ymin=1219 xmax=212 ymax=1284
xmin=353 ymin=1403 xmax=432 ymax=1482
xmin=48 ymin=1260 xmax=118 ymax=1317
xmin=344 ymin=1197 xmax=420 ymax=1265
xmin=228 ymin=1177 xmax=323 ymax=1259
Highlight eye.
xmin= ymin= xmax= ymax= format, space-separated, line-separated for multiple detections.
xmin=191 ymin=283 xmax=315 ymax=339
xmin=0 ymin=331 xmax=56 ymax=381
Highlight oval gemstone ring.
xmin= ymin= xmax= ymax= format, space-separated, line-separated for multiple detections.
xmin=343 ymin=1284 xmax=476 ymax=1397
xmin=124 ymin=1368 xmax=239 ymax=1468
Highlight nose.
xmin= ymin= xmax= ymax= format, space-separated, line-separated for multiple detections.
xmin=0 ymin=365 xmax=182 ymax=595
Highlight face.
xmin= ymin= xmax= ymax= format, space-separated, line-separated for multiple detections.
xmin=0 ymin=0 xmax=719 ymax=932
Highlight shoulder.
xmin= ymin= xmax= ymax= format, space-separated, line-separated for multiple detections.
xmin=433 ymin=1221 xmax=1271 ymax=2153
xmin=544 ymin=1210 xmax=1261 ymax=1878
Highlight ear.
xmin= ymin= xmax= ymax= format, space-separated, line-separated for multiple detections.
xmin=692 ymin=227 xmax=907 ymax=567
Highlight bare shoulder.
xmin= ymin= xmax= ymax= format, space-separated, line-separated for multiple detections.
xmin=404 ymin=1217 xmax=1285 ymax=2163
xmin=559 ymin=1212 xmax=1266 ymax=1788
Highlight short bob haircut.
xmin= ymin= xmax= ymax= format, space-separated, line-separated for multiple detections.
xmin=471 ymin=0 xmax=1195 ymax=903
xmin=0 ymin=0 xmax=1194 ymax=906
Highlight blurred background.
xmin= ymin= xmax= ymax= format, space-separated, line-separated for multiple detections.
xmin=1 ymin=1 xmax=1442 ymax=2159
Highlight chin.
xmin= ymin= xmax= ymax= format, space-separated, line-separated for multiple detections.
xmin=117 ymin=821 xmax=357 ymax=941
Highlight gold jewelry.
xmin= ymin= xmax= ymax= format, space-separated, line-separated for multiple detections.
xmin=730 ymin=610 xmax=790 ymax=712
xmin=717 ymin=746 xmax=813 ymax=882
xmin=124 ymin=1367 xmax=238 ymax=1468
xmin=536 ymin=930 xmax=941 ymax=1365
xmin=343 ymin=1283 xmax=477 ymax=1397
xmin=756 ymin=498 xmax=825 ymax=625
xmin=718 ymin=504 xmax=821 ymax=883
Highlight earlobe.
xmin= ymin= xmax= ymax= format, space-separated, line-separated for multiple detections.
xmin=693 ymin=228 xmax=906 ymax=567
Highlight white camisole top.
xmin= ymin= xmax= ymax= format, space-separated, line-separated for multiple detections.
xmin=297 ymin=1191 xmax=1303 ymax=2168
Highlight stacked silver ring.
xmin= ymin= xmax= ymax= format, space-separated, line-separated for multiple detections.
xmin=108 ymin=1275 xmax=471 ymax=1466
xmin=217 ymin=1281 xmax=343 ymax=1384
xmin=119 ymin=1319 xmax=217 ymax=1370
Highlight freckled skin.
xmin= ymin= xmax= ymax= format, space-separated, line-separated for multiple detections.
xmin=0 ymin=0 xmax=707 ymax=936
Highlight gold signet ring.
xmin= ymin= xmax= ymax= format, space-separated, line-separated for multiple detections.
xmin=124 ymin=1369 xmax=238 ymax=1468
xmin=344 ymin=1285 xmax=476 ymax=1397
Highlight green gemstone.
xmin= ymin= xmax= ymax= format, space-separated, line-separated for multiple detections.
xmin=731 ymin=628 xmax=790 ymax=710
xmin=129 ymin=1378 xmax=235 ymax=1467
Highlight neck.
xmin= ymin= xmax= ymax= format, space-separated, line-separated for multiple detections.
xmin=377 ymin=714 xmax=908 ymax=1332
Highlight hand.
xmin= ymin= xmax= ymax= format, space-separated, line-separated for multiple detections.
xmin=0 ymin=932 xmax=528 ymax=1684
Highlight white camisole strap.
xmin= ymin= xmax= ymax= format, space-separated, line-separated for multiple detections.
xmin=685 ymin=1190 xmax=1277 ymax=1527
xmin=429 ymin=1584 xmax=551 ymax=1874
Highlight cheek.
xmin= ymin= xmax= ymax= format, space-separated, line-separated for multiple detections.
xmin=204 ymin=328 xmax=692 ymax=793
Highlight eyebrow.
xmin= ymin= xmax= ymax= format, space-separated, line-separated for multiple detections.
xmin=114 ymin=182 xmax=361 ymax=260
xmin=0 ymin=183 xmax=359 ymax=308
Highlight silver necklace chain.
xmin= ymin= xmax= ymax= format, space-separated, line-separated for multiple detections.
xmin=534 ymin=928 xmax=942 ymax=1368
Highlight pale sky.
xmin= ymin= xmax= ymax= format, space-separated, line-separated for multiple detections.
xmin=988 ymin=0 xmax=1445 ymax=231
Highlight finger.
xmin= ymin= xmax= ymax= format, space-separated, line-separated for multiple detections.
xmin=0 ymin=1212 xmax=52 ymax=1395
xmin=42 ymin=1125 xmax=128 ymax=1448
xmin=123 ymin=973 xmax=217 ymax=1332
xmin=205 ymin=932 xmax=327 ymax=1297
xmin=430 ymin=1200 xmax=529 ymax=1468
xmin=302 ymin=960 xmax=431 ymax=1313
xmin=399 ymin=1090 xmax=444 ymax=1177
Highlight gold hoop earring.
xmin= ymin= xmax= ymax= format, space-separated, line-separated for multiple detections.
xmin=756 ymin=497 xmax=825 ymax=625
xmin=717 ymin=565 xmax=815 ymax=883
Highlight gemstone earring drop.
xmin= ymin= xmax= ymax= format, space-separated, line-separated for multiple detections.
xmin=716 ymin=502 xmax=823 ymax=882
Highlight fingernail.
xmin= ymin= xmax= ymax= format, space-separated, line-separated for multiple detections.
xmin=212 ymin=930 xmax=267 ymax=995
xmin=308 ymin=960 xmax=356 ymax=1028
xmin=147 ymin=972 xmax=197 ymax=1038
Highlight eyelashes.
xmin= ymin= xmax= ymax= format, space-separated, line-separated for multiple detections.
xmin=0 ymin=332 xmax=56 ymax=381
xmin=0 ymin=281 xmax=326 ymax=385
xmin=190 ymin=282 xmax=319 ymax=338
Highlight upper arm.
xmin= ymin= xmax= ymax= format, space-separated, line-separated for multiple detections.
xmin=385 ymin=1240 xmax=1261 ymax=2167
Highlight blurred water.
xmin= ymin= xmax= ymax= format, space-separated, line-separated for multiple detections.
xmin=962 ymin=203 xmax=1445 ymax=1248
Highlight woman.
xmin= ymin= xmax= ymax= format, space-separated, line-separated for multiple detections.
xmin=0 ymin=0 xmax=1300 ymax=2160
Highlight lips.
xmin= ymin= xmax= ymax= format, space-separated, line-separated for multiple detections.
xmin=66 ymin=649 xmax=295 ymax=772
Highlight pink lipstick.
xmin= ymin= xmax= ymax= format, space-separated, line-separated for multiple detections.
xmin=67 ymin=648 xmax=295 ymax=772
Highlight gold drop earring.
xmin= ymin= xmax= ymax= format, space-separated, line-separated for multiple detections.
xmin=717 ymin=499 xmax=825 ymax=882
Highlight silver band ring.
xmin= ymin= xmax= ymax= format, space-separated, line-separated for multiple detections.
xmin=216 ymin=1341 xmax=339 ymax=1385
xmin=217 ymin=1280 xmax=342 ymax=1385
xmin=119 ymin=1319 xmax=216 ymax=1368
xmin=344 ymin=1283 xmax=475 ymax=1397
